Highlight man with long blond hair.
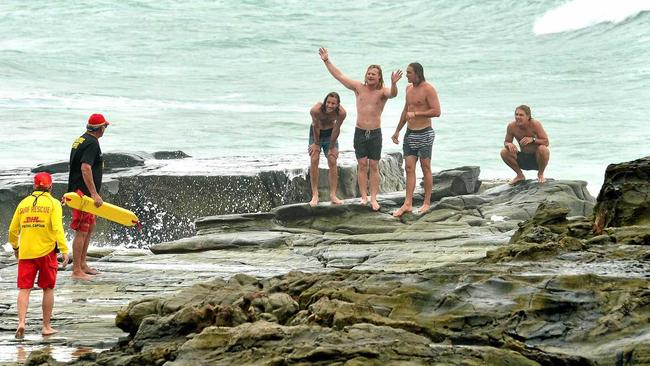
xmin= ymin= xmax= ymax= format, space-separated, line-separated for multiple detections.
xmin=318 ymin=48 xmax=402 ymax=211
xmin=500 ymin=105 xmax=550 ymax=184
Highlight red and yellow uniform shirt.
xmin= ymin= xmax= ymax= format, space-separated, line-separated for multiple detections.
xmin=8 ymin=191 xmax=69 ymax=259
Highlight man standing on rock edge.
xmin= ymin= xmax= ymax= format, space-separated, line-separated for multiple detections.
xmin=500 ymin=105 xmax=550 ymax=185
xmin=9 ymin=172 xmax=69 ymax=338
xmin=308 ymin=92 xmax=347 ymax=207
xmin=319 ymin=47 xmax=402 ymax=211
xmin=67 ymin=113 xmax=109 ymax=280
xmin=391 ymin=62 xmax=441 ymax=217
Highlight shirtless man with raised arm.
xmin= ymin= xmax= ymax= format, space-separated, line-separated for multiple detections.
xmin=319 ymin=47 xmax=402 ymax=211
xmin=391 ymin=62 xmax=441 ymax=217
xmin=500 ymin=105 xmax=550 ymax=185
xmin=308 ymin=92 xmax=347 ymax=206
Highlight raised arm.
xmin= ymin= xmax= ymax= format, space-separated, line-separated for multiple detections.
xmin=319 ymin=48 xmax=361 ymax=91
xmin=384 ymin=69 xmax=403 ymax=98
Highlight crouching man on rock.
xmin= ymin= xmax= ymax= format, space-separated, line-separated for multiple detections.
xmin=8 ymin=172 xmax=69 ymax=339
xmin=500 ymin=105 xmax=550 ymax=185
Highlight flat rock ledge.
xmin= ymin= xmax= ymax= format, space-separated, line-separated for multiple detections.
xmin=150 ymin=176 xmax=596 ymax=273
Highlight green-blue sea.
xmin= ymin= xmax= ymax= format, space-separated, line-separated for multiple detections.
xmin=1 ymin=0 xmax=649 ymax=194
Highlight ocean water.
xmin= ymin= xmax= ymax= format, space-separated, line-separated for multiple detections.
xmin=1 ymin=0 xmax=649 ymax=195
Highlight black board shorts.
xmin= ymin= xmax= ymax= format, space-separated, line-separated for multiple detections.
xmin=353 ymin=127 xmax=382 ymax=160
xmin=517 ymin=152 xmax=539 ymax=170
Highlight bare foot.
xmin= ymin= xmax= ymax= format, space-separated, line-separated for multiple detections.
xmin=371 ymin=200 xmax=381 ymax=212
xmin=71 ymin=271 xmax=94 ymax=281
xmin=509 ymin=175 xmax=526 ymax=186
xmin=417 ymin=203 xmax=432 ymax=214
xmin=42 ymin=326 xmax=58 ymax=336
xmin=308 ymin=196 xmax=319 ymax=207
xmin=15 ymin=325 xmax=25 ymax=339
xmin=392 ymin=205 xmax=412 ymax=217
xmin=330 ymin=196 xmax=344 ymax=205
xmin=84 ymin=267 xmax=99 ymax=275
xmin=537 ymin=173 xmax=546 ymax=184
xmin=360 ymin=197 xmax=368 ymax=206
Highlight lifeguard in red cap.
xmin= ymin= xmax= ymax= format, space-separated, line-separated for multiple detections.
xmin=67 ymin=113 xmax=109 ymax=280
xmin=9 ymin=172 xmax=69 ymax=338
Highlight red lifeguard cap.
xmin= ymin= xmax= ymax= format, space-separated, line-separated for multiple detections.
xmin=34 ymin=172 xmax=53 ymax=188
xmin=88 ymin=113 xmax=110 ymax=127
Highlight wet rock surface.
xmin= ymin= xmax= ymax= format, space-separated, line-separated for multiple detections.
xmin=593 ymin=156 xmax=650 ymax=233
xmin=1 ymin=159 xmax=648 ymax=365
xmin=0 ymin=152 xmax=405 ymax=246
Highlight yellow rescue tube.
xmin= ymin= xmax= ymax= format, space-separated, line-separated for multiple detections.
xmin=63 ymin=192 xmax=140 ymax=227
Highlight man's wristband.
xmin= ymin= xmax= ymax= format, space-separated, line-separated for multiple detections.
xmin=532 ymin=137 xmax=537 ymax=143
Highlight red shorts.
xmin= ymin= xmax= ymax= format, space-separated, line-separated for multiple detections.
xmin=71 ymin=208 xmax=96 ymax=233
xmin=17 ymin=250 xmax=59 ymax=289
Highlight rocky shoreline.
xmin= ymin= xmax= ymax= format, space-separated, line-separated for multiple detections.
xmin=0 ymin=151 xmax=405 ymax=247
xmin=0 ymin=156 xmax=648 ymax=365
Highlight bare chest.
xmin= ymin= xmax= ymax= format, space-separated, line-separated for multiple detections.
xmin=512 ymin=125 xmax=536 ymax=140
xmin=317 ymin=113 xmax=339 ymax=128
xmin=357 ymin=89 xmax=386 ymax=107
xmin=406 ymin=88 xmax=428 ymax=108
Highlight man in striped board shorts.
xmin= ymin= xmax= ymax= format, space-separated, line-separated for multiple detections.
xmin=391 ymin=62 xmax=441 ymax=217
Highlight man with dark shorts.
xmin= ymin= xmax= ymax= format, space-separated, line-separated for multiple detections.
xmin=67 ymin=113 xmax=109 ymax=280
xmin=500 ymin=105 xmax=550 ymax=184
xmin=9 ymin=172 xmax=69 ymax=338
xmin=319 ymin=47 xmax=402 ymax=211
xmin=391 ymin=63 xmax=441 ymax=217
xmin=308 ymin=92 xmax=347 ymax=206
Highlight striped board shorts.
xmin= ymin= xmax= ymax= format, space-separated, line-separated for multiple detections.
xmin=403 ymin=126 xmax=435 ymax=158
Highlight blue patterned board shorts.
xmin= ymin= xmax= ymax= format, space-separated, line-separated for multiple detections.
xmin=403 ymin=126 xmax=435 ymax=158
xmin=309 ymin=126 xmax=338 ymax=156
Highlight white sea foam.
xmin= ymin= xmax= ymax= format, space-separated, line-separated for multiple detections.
xmin=490 ymin=215 xmax=507 ymax=222
xmin=534 ymin=0 xmax=650 ymax=34
xmin=0 ymin=89 xmax=302 ymax=113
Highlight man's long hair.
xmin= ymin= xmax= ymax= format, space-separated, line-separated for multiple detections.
xmin=409 ymin=62 xmax=426 ymax=85
xmin=320 ymin=92 xmax=341 ymax=114
xmin=516 ymin=105 xmax=532 ymax=121
xmin=365 ymin=64 xmax=384 ymax=90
